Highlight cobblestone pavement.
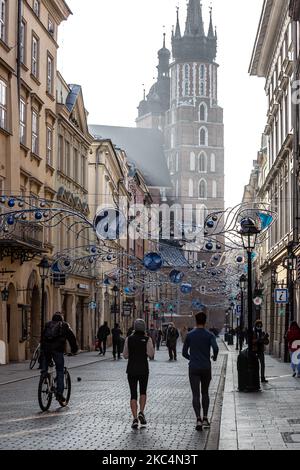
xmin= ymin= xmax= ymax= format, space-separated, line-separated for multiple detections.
xmin=0 ymin=342 xmax=226 ymax=450
xmin=220 ymin=343 xmax=300 ymax=450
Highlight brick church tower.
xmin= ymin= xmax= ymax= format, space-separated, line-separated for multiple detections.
xmin=137 ymin=0 xmax=225 ymax=223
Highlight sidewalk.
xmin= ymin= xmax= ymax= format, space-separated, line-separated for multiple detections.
xmin=0 ymin=350 xmax=111 ymax=386
xmin=220 ymin=341 xmax=300 ymax=450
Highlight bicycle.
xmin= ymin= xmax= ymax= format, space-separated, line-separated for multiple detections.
xmin=38 ymin=362 xmax=71 ymax=411
xmin=30 ymin=343 xmax=41 ymax=370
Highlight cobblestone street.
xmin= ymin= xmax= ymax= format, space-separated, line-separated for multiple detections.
xmin=0 ymin=342 xmax=226 ymax=451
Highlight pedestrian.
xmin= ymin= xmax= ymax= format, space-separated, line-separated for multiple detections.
xmin=156 ymin=329 xmax=163 ymax=351
xmin=41 ymin=313 xmax=78 ymax=406
xmin=112 ymin=323 xmax=123 ymax=360
xmin=253 ymin=319 xmax=269 ymax=383
xmin=123 ymin=319 xmax=155 ymax=429
xmin=181 ymin=326 xmax=188 ymax=343
xmin=285 ymin=321 xmax=300 ymax=378
xmin=127 ymin=324 xmax=134 ymax=337
xmin=97 ymin=321 xmax=111 ymax=356
xmin=148 ymin=324 xmax=158 ymax=350
xmin=166 ymin=322 xmax=179 ymax=361
xmin=182 ymin=312 xmax=219 ymax=432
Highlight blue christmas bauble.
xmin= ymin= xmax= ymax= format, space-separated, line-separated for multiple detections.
xmin=143 ymin=253 xmax=163 ymax=272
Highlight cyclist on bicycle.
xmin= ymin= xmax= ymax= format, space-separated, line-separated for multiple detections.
xmin=41 ymin=313 xmax=78 ymax=406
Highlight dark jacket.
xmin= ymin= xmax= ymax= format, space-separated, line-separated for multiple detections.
xmin=112 ymin=327 xmax=123 ymax=342
xmin=97 ymin=324 xmax=111 ymax=341
xmin=253 ymin=329 xmax=269 ymax=353
xmin=182 ymin=328 xmax=219 ymax=370
xmin=166 ymin=327 xmax=179 ymax=347
xmin=41 ymin=321 xmax=78 ymax=354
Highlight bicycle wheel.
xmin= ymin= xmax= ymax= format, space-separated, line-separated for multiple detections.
xmin=38 ymin=373 xmax=52 ymax=411
xmin=30 ymin=346 xmax=39 ymax=370
xmin=64 ymin=368 xmax=71 ymax=405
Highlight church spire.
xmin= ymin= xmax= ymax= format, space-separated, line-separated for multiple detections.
xmin=175 ymin=6 xmax=181 ymax=39
xmin=184 ymin=0 xmax=205 ymax=37
xmin=208 ymin=6 xmax=214 ymax=38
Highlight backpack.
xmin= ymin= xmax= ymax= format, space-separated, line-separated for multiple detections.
xmin=44 ymin=321 xmax=63 ymax=342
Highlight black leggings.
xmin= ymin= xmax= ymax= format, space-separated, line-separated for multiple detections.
xmin=128 ymin=375 xmax=149 ymax=401
xmin=189 ymin=369 xmax=212 ymax=419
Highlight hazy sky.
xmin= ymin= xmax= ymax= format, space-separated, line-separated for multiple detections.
xmin=58 ymin=0 xmax=266 ymax=208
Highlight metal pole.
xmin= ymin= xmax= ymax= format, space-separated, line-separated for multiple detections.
xmin=114 ymin=291 xmax=117 ymax=326
xmin=248 ymin=250 xmax=253 ymax=354
xmin=40 ymin=277 xmax=45 ymax=341
xmin=240 ymin=288 xmax=244 ymax=352
xmin=236 ymin=317 xmax=239 ymax=351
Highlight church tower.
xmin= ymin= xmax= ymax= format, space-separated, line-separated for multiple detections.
xmin=137 ymin=1 xmax=224 ymax=225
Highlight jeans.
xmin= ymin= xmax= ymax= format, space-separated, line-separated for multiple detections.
xmin=41 ymin=350 xmax=65 ymax=395
xmin=99 ymin=339 xmax=107 ymax=355
xmin=257 ymin=351 xmax=266 ymax=380
xmin=290 ymin=351 xmax=300 ymax=374
xmin=189 ymin=369 xmax=212 ymax=419
xmin=113 ymin=339 xmax=121 ymax=359
xmin=168 ymin=345 xmax=177 ymax=360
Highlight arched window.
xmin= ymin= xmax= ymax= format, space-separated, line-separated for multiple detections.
xmin=199 ymin=127 xmax=208 ymax=146
xmin=199 ymin=64 xmax=206 ymax=96
xmin=199 ymin=152 xmax=207 ymax=173
xmin=184 ymin=64 xmax=190 ymax=96
xmin=200 ymin=64 xmax=205 ymax=80
xmin=211 ymin=153 xmax=216 ymax=172
xmin=212 ymin=180 xmax=217 ymax=198
xmin=199 ymin=179 xmax=207 ymax=199
xmin=189 ymin=179 xmax=194 ymax=198
xmin=190 ymin=152 xmax=196 ymax=171
xmin=171 ymin=129 xmax=175 ymax=148
xmin=199 ymin=103 xmax=207 ymax=122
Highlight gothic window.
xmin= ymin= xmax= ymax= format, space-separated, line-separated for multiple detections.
xmin=189 ymin=179 xmax=194 ymax=198
xmin=171 ymin=128 xmax=175 ymax=148
xmin=211 ymin=154 xmax=216 ymax=172
xmin=200 ymin=65 xmax=205 ymax=80
xmin=199 ymin=103 xmax=207 ymax=122
xmin=183 ymin=64 xmax=190 ymax=96
xmin=199 ymin=179 xmax=207 ymax=199
xmin=199 ymin=152 xmax=207 ymax=173
xmin=190 ymin=152 xmax=196 ymax=171
xmin=199 ymin=64 xmax=206 ymax=97
xmin=212 ymin=180 xmax=217 ymax=198
xmin=199 ymin=127 xmax=208 ymax=146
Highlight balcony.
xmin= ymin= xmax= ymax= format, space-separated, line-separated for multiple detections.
xmin=0 ymin=220 xmax=47 ymax=263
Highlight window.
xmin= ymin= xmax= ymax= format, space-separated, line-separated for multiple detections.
xmin=33 ymin=0 xmax=40 ymax=17
xmin=190 ymin=152 xmax=196 ymax=171
xmin=199 ymin=180 xmax=207 ymax=199
xmin=199 ymin=103 xmax=207 ymax=122
xmin=48 ymin=17 xmax=55 ymax=35
xmin=175 ymin=153 xmax=179 ymax=172
xmin=199 ymin=127 xmax=208 ymax=146
xmin=189 ymin=179 xmax=194 ymax=198
xmin=199 ymin=152 xmax=207 ymax=173
xmin=211 ymin=154 xmax=216 ymax=172
xmin=183 ymin=64 xmax=190 ymax=96
xmin=47 ymin=54 xmax=54 ymax=95
xmin=31 ymin=110 xmax=39 ymax=154
xmin=20 ymin=98 xmax=26 ymax=145
xmin=0 ymin=0 xmax=6 ymax=43
xmin=46 ymin=126 xmax=53 ymax=165
xmin=73 ymin=148 xmax=78 ymax=181
xmin=65 ymin=141 xmax=70 ymax=175
xmin=31 ymin=35 xmax=39 ymax=78
xmin=58 ymin=135 xmax=64 ymax=171
xmin=20 ymin=20 xmax=26 ymax=64
xmin=199 ymin=64 xmax=206 ymax=96
xmin=212 ymin=181 xmax=217 ymax=198
xmin=0 ymin=79 xmax=7 ymax=130
xmin=200 ymin=65 xmax=205 ymax=80
xmin=81 ymin=155 xmax=86 ymax=187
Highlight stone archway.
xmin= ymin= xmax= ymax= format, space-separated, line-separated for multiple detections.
xmin=7 ymin=283 xmax=19 ymax=361
xmin=26 ymin=271 xmax=41 ymax=353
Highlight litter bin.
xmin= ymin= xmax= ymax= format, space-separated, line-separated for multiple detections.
xmin=227 ymin=334 xmax=234 ymax=345
xmin=224 ymin=333 xmax=229 ymax=342
xmin=237 ymin=349 xmax=260 ymax=392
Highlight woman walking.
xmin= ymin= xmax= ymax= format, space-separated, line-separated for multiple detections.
xmin=286 ymin=321 xmax=300 ymax=378
xmin=123 ymin=319 xmax=155 ymax=429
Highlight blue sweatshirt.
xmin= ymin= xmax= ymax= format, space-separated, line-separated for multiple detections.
xmin=182 ymin=328 xmax=219 ymax=370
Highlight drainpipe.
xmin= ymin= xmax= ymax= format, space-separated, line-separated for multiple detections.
xmin=17 ymin=0 xmax=22 ymax=104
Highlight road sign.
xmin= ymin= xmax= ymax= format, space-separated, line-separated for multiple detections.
xmin=275 ymin=289 xmax=289 ymax=304
xmin=253 ymin=297 xmax=263 ymax=306
xmin=236 ymin=305 xmax=241 ymax=314
xmin=89 ymin=301 xmax=97 ymax=310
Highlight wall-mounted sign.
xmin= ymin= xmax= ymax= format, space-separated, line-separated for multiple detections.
xmin=275 ymin=289 xmax=289 ymax=304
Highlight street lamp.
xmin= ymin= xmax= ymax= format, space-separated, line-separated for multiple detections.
xmin=239 ymin=217 xmax=261 ymax=392
xmin=238 ymin=274 xmax=247 ymax=352
xmin=112 ymin=285 xmax=119 ymax=326
xmin=145 ymin=298 xmax=150 ymax=331
xmin=38 ymin=256 xmax=51 ymax=339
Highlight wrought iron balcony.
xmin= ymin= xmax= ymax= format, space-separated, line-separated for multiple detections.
xmin=0 ymin=220 xmax=46 ymax=263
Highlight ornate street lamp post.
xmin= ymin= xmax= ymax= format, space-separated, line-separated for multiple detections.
xmin=145 ymin=299 xmax=150 ymax=331
xmin=239 ymin=217 xmax=261 ymax=392
xmin=38 ymin=256 xmax=51 ymax=340
xmin=112 ymin=285 xmax=119 ymax=326
xmin=239 ymin=274 xmax=247 ymax=352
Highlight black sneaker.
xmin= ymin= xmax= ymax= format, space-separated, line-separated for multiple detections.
xmin=202 ymin=418 xmax=211 ymax=428
xmin=56 ymin=394 xmax=67 ymax=407
xmin=138 ymin=412 xmax=147 ymax=426
xmin=131 ymin=418 xmax=139 ymax=429
xmin=293 ymin=372 xmax=297 ymax=378
xmin=196 ymin=419 xmax=203 ymax=432
xmin=261 ymin=379 xmax=269 ymax=384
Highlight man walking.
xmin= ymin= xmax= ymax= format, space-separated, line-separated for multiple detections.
xmin=97 ymin=321 xmax=111 ymax=356
xmin=166 ymin=323 xmax=179 ymax=361
xmin=253 ymin=320 xmax=269 ymax=383
xmin=148 ymin=324 xmax=158 ymax=350
xmin=182 ymin=312 xmax=219 ymax=431
xmin=112 ymin=323 xmax=123 ymax=360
